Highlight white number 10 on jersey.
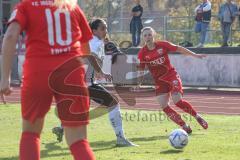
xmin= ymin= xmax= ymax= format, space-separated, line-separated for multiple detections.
xmin=45 ymin=9 xmax=72 ymax=46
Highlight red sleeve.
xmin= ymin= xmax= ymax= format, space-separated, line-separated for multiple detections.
xmin=77 ymin=6 xmax=93 ymax=43
xmin=8 ymin=2 xmax=27 ymax=31
xmin=158 ymin=41 xmax=178 ymax=53
xmin=138 ymin=48 xmax=146 ymax=69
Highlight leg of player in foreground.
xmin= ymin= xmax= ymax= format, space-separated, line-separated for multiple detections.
xmin=21 ymin=118 xmax=94 ymax=160
xmin=50 ymin=56 xmax=99 ymax=160
xmin=19 ymin=56 xmax=97 ymax=160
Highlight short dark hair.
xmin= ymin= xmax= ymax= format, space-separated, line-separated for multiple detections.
xmin=89 ymin=19 xmax=106 ymax=31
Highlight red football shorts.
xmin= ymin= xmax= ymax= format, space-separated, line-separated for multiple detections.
xmin=21 ymin=58 xmax=90 ymax=127
xmin=155 ymin=74 xmax=183 ymax=95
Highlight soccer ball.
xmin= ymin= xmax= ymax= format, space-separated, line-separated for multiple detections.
xmin=169 ymin=129 xmax=189 ymax=149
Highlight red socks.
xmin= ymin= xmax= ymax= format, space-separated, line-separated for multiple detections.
xmin=20 ymin=132 xmax=40 ymax=160
xmin=163 ymin=106 xmax=186 ymax=127
xmin=175 ymin=100 xmax=197 ymax=117
xmin=70 ymin=139 xmax=95 ymax=160
xmin=19 ymin=132 xmax=95 ymax=160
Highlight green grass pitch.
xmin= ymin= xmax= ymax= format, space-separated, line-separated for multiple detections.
xmin=0 ymin=104 xmax=240 ymax=160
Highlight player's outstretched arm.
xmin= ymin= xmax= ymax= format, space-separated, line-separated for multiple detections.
xmin=80 ymin=43 xmax=112 ymax=82
xmin=0 ymin=22 xmax=21 ymax=102
xmin=176 ymin=46 xmax=207 ymax=59
xmin=87 ymin=55 xmax=112 ymax=82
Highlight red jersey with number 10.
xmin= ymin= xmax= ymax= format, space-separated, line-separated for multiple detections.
xmin=8 ymin=0 xmax=92 ymax=72
xmin=138 ymin=41 xmax=178 ymax=81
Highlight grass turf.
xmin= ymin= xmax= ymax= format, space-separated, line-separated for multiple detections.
xmin=0 ymin=104 xmax=239 ymax=160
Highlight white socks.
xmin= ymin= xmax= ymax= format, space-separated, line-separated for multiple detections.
xmin=108 ymin=104 xmax=125 ymax=139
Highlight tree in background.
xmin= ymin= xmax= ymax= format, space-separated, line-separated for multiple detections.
xmin=164 ymin=0 xmax=239 ymax=45
xmin=79 ymin=0 xmax=239 ymax=45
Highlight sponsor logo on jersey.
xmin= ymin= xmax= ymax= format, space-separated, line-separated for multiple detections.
xmin=150 ymin=57 xmax=166 ymax=65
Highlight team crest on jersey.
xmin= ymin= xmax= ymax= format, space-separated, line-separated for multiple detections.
xmin=157 ymin=48 xmax=163 ymax=55
xmin=173 ymin=80 xmax=179 ymax=86
xmin=145 ymin=55 xmax=151 ymax=60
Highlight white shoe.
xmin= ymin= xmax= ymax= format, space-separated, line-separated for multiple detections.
xmin=195 ymin=43 xmax=204 ymax=48
xmin=116 ymin=137 xmax=138 ymax=147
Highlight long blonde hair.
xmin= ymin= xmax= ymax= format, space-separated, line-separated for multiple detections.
xmin=140 ymin=26 xmax=156 ymax=46
xmin=54 ymin=0 xmax=77 ymax=10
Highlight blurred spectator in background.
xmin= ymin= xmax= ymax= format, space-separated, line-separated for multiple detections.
xmin=218 ymin=0 xmax=239 ymax=47
xmin=194 ymin=0 xmax=211 ymax=48
xmin=130 ymin=0 xmax=143 ymax=47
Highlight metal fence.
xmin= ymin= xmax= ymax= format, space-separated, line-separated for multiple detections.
xmin=1 ymin=15 xmax=240 ymax=46
xmin=108 ymin=15 xmax=240 ymax=45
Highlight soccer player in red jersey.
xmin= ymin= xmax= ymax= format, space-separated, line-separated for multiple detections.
xmin=0 ymin=0 xmax=110 ymax=159
xmin=137 ymin=27 xmax=208 ymax=134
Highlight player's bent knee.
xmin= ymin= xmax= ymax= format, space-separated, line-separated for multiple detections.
xmin=172 ymin=98 xmax=181 ymax=105
xmin=157 ymin=99 xmax=169 ymax=109
xmin=22 ymin=118 xmax=44 ymax=134
xmin=159 ymin=103 xmax=169 ymax=109
xmin=156 ymin=93 xmax=170 ymax=109
xmin=64 ymin=125 xmax=87 ymax=146
xmin=172 ymin=92 xmax=182 ymax=104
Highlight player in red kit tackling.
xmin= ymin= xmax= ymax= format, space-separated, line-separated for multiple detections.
xmin=0 ymin=0 xmax=111 ymax=159
xmin=137 ymin=27 xmax=208 ymax=134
